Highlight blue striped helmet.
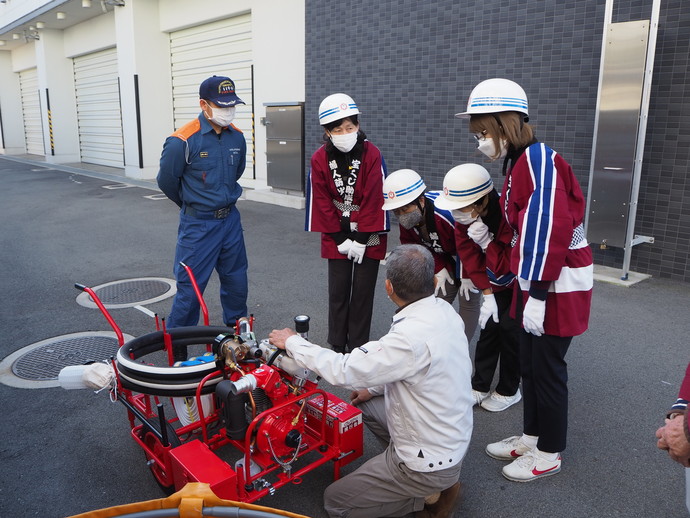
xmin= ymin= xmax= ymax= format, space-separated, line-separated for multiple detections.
xmin=382 ymin=169 xmax=427 ymax=210
xmin=455 ymin=78 xmax=528 ymax=119
xmin=434 ymin=164 xmax=494 ymax=210
xmin=318 ymin=93 xmax=360 ymax=126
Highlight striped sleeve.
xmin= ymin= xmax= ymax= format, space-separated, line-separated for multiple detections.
xmin=516 ymin=143 xmax=573 ymax=281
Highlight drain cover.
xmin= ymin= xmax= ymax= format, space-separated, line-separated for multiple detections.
xmin=76 ymin=277 xmax=176 ymax=309
xmin=0 ymin=331 xmax=133 ymax=389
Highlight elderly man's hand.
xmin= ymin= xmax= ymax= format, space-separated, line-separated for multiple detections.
xmin=656 ymin=413 xmax=690 ymax=467
xmin=350 ymin=389 xmax=373 ymax=406
xmin=268 ymin=328 xmax=297 ymax=350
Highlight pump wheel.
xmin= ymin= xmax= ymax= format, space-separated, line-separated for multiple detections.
xmin=140 ymin=418 xmax=182 ymax=495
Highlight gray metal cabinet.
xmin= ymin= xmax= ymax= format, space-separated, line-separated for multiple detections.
xmin=264 ymin=103 xmax=305 ymax=193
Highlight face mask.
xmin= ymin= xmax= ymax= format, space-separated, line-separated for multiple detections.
xmin=477 ymin=137 xmax=508 ymax=159
xmin=452 ymin=209 xmax=477 ymax=226
xmin=208 ymin=106 xmax=236 ymax=127
xmin=397 ymin=208 xmax=423 ymax=229
xmin=330 ymin=131 xmax=359 ymax=153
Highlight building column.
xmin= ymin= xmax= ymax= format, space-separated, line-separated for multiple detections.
xmin=113 ymin=0 xmax=172 ymax=180
xmin=0 ymin=52 xmax=25 ymax=155
xmin=34 ymin=29 xmax=81 ymax=163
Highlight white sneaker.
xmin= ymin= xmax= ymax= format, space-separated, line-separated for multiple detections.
xmin=480 ymin=389 xmax=522 ymax=412
xmin=471 ymin=390 xmax=489 ymax=406
xmin=502 ymin=450 xmax=561 ymax=482
xmin=485 ymin=435 xmax=534 ymax=460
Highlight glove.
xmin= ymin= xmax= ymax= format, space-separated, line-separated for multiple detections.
xmin=523 ymin=296 xmax=546 ymax=336
xmin=459 ymin=278 xmax=479 ymax=301
xmin=467 ymin=219 xmax=493 ymax=250
xmin=347 ymin=241 xmax=367 ymax=264
xmin=434 ymin=268 xmax=454 ymax=297
xmin=478 ymin=292 xmax=499 ymax=329
xmin=337 ymin=238 xmax=353 ymax=256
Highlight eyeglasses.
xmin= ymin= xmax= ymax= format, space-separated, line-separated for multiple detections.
xmin=473 ymin=130 xmax=488 ymax=142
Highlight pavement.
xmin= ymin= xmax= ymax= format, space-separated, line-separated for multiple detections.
xmin=0 ymin=156 xmax=689 ymax=517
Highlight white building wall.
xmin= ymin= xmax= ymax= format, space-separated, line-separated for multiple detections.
xmin=157 ymin=0 xmax=306 ymax=200
xmin=112 ymin=1 xmax=172 ymax=179
xmin=35 ymin=28 xmax=80 ymax=163
xmin=10 ymin=42 xmax=37 ymax=72
xmin=0 ymin=51 xmax=24 ymax=154
xmin=63 ymin=11 xmax=116 ymax=58
xmin=0 ymin=0 xmax=306 ymax=206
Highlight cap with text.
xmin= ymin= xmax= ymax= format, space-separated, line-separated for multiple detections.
xmin=199 ymin=76 xmax=245 ymax=107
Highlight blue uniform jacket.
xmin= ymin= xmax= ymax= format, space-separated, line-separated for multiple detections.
xmin=157 ymin=113 xmax=246 ymax=211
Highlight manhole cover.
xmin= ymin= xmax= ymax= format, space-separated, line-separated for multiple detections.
xmin=0 ymin=331 xmax=134 ymax=389
xmin=76 ymin=277 xmax=176 ymax=309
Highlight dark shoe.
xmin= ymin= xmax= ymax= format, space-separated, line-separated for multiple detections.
xmin=331 ymin=344 xmax=346 ymax=354
xmin=172 ymin=345 xmax=188 ymax=363
xmin=416 ymin=481 xmax=462 ymax=518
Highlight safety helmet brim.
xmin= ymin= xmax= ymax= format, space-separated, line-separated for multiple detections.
xmin=434 ymin=163 xmax=494 ymax=210
xmin=319 ymin=93 xmax=360 ymax=126
xmin=455 ymin=78 xmax=529 ymax=119
xmin=382 ymin=169 xmax=426 ymax=210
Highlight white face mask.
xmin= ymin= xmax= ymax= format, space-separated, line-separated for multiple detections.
xmin=208 ymin=106 xmax=236 ymax=127
xmin=477 ymin=137 xmax=508 ymax=159
xmin=452 ymin=209 xmax=477 ymax=226
xmin=330 ymin=131 xmax=359 ymax=153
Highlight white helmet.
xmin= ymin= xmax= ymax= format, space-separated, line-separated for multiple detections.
xmin=382 ymin=169 xmax=426 ymax=210
xmin=455 ymin=78 xmax=528 ymax=119
xmin=434 ymin=164 xmax=494 ymax=210
xmin=318 ymin=93 xmax=360 ymax=126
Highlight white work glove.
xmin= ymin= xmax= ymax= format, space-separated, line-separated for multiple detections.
xmin=337 ymin=238 xmax=353 ymax=256
xmin=459 ymin=278 xmax=479 ymax=301
xmin=478 ymin=292 xmax=499 ymax=329
xmin=434 ymin=268 xmax=454 ymax=297
xmin=347 ymin=241 xmax=367 ymax=264
xmin=523 ymin=296 xmax=546 ymax=336
xmin=467 ymin=219 xmax=493 ymax=250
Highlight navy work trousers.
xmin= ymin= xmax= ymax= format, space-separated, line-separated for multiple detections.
xmin=520 ymin=330 xmax=572 ymax=453
xmin=167 ymin=208 xmax=248 ymax=330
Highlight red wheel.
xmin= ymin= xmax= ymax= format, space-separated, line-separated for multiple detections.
xmin=140 ymin=418 xmax=181 ymax=494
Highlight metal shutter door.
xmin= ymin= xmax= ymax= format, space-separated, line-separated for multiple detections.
xmin=170 ymin=15 xmax=253 ymax=170
xmin=19 ymin=68 xmax=44 ymax=156
xmin=73 ymin=48 xmax=124 ymax=167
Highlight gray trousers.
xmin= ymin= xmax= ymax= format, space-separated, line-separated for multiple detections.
xmin=437 ymin=279 xmax=481 ymax=344
xmin=324 ymin=396 xmax=462 ymax=518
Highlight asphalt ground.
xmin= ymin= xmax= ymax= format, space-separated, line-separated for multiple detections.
xmin=0 ymin=156 xmax=688 ymax=517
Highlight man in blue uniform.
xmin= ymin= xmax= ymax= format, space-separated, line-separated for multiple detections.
xmin=157 ymin=75 xmax=248 ymax=360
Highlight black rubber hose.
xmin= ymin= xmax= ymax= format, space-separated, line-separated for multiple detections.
xmin=266 ymin=348 xmax=282 ymax=367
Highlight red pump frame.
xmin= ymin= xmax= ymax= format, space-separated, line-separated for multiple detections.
xmin=74 ymin=276 xmax=363 ymax=503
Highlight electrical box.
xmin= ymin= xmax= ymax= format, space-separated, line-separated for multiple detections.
xmin=264 ymin=103 xmax=305 ymax=193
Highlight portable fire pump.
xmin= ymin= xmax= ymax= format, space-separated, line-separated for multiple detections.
xmin=63 ymin=273 xmax=364 ymax=504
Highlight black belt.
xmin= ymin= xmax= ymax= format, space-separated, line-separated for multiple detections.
xmin=183 ymin=205 xmax=234 ymax=219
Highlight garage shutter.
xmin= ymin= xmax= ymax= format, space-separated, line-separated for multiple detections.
xmin=73 ymin=48 xmax=124 ymax=168
xmin=19 ymin=68 xmax=44 ymax=156
xmin=170 ymin=14 xmax=253 ymax=171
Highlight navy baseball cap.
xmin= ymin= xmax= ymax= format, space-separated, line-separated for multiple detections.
xmin=199 ymin=76 xmax=245 ymax=107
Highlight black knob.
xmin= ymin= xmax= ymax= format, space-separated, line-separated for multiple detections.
xmin=294 ymin=315 xmax=310 ymax=334
xmin=285 ymin=429 xmax=302 ymax=448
